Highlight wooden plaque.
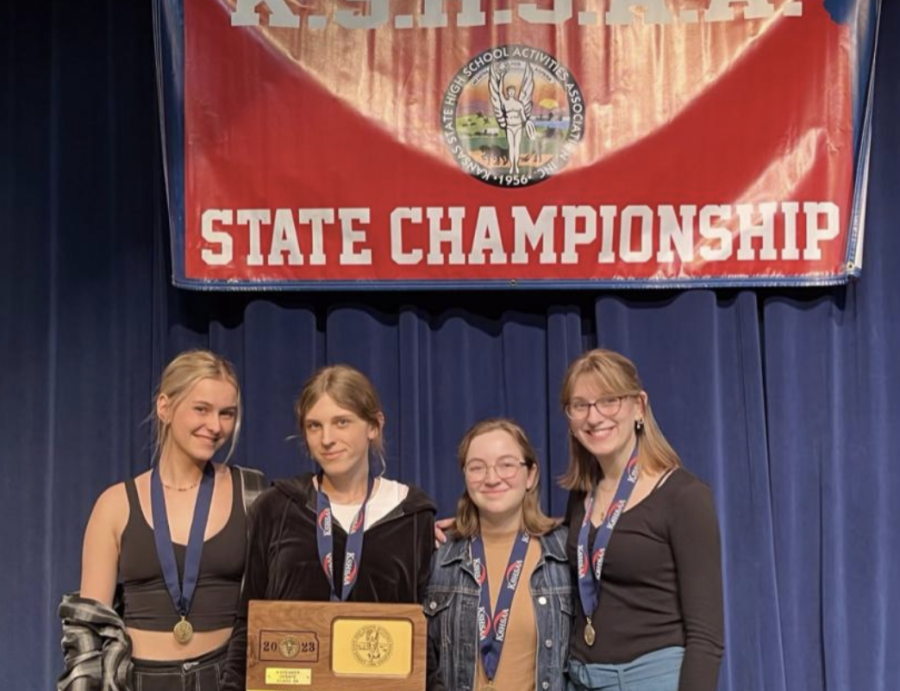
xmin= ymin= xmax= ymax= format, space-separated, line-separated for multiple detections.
xmin=246 ymin=600 xmax=426 ymax=691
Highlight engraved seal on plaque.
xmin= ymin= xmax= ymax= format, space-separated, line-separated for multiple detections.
xmin=279 ymin=635 xmax=300 ymax=659
xmin=351 ymin=625 xmax=394 ymax=667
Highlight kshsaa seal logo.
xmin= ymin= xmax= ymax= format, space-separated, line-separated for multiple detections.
xmin=441 ymin=44 xmax=584 ymax=188
xmin=279 ymin=635 xmax=300 ymax=659
xmin=351 ymin=625 xmax=393 ymax=667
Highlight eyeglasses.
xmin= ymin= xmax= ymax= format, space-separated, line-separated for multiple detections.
xmin=464 ymin=458 xmax=528 ymax=481
xmin=565 ymin=395 xmax=633 ymax=420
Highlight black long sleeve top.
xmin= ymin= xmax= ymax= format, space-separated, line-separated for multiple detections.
xmin=565 ymin=468 xmax=725 ymax=691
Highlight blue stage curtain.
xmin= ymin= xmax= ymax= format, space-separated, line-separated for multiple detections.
xmin=1 ymin=3 xmax=899 ymax=690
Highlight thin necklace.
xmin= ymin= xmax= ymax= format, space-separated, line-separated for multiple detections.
xmin=162 ymin=480 xmax=200 ymax=492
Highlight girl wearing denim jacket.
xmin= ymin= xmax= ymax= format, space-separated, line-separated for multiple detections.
xmin=426 ymin=418 xmax=574 ymax=691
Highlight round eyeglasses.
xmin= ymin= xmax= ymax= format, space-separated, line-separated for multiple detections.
xmin=464 ymin=458 xmax=528 ymax=482
xmin=564 ymin=394 xmax=634 ymax=420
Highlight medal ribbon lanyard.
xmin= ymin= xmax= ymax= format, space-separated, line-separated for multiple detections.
xmin=471 ymin=531 xmax=530 ymax=685
xmin=150 ymin=462 xmax=215 ymax=629
xmin=316 ymin=473 xmax=375 ymax=602
xmin=576 ymin=444 xmax=640 ymax=644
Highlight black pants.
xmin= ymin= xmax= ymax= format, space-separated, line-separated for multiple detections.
xmin=132 ymin=644 xmax=228 ymax=691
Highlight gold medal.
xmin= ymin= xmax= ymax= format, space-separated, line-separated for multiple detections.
xmin=482 ymin=685 xmax=497 ymax=691
xmin=173 ymin=616 xmax=194 ymax=644
xmin=584 ymin=618 xmax=596 ymax=646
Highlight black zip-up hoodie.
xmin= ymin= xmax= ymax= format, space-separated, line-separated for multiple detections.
xmin=220 ymin=472 xmax=439 ymax=690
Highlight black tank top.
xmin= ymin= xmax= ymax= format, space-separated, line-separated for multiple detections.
xmin=119 ymin=465 xmax=246 ymax=631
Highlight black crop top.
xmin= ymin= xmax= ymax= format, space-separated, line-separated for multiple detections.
xmin=119 ymin=465 xmax=247 ymax=631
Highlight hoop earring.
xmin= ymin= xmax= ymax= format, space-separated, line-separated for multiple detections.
xmin=635 ymin=419 xmax=645 ymax=433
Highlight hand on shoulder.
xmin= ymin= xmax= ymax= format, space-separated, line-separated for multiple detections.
xmin=434 ymin=517 xmax=456 ymax=547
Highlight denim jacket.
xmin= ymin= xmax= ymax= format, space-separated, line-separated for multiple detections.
xmin=424 ymin=526 xmax=574 ymax=691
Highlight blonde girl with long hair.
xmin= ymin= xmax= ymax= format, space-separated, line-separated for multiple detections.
xmin=61 ymin=350 xmax=266 ymax=691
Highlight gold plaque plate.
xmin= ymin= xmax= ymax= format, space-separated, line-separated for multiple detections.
xmin=332 ymin=618 xmax=413 ymax=676
xmin=247 ymin=600 xmax=426 ymax=691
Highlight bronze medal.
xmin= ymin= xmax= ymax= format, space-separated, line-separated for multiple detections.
xmin=173 ymin=616 xmax=194 ymax=644
xmin=584 ymin=619 xmax=596 ymax=646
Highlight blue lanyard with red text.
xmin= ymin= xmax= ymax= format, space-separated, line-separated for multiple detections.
xmin=150 ymin=461 xmax=215 ymax=643
xmin=576 ymin=444 xmax=639 ymax=646
xmin=471 ymin=531 xmax=530 ymax=684
xmin=315 ymin=473 xmax=375 ymax=602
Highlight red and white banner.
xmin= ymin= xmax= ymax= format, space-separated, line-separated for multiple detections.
xmin=156 ymin=0 xmax=880 ymax=289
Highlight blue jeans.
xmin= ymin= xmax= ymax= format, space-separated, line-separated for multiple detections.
xmin=567 ymin=647 xmax=685 ymax=691
xmin=132 ymin=643 xmax=228 ymax=691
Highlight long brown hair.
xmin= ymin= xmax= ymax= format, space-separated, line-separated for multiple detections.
xmin=455 ymin=418 xmax=557 ymax=538
xmin=153 ymin=349 xmax=242 ymax=463
xmin=294 ymin=364 xmax=386 ymax=466
xmin=558 ymin=349 xmax=680 ymax=492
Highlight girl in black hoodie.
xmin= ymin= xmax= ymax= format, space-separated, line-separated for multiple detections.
xmin=220 ymin=364 xmax=439 ymax=690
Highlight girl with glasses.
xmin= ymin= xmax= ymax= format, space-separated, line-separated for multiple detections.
xmin=560 ymin=350 xmax=724 ymax=691
xmin=219 ymin=364 xmax=441 ymax=690
xmin=426 ymin=418 xmax=573 ymax=691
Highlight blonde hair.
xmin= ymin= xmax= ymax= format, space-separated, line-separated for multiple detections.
xmin=153 ymin=349 xmax=242 ymax=463
xmin=559 ymin=349 xmax=680 ymax=492
xmin=454 ymin=418 xmax=557 ymax=538
xmin=294 ymin=364 xmax=386 ymax=465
